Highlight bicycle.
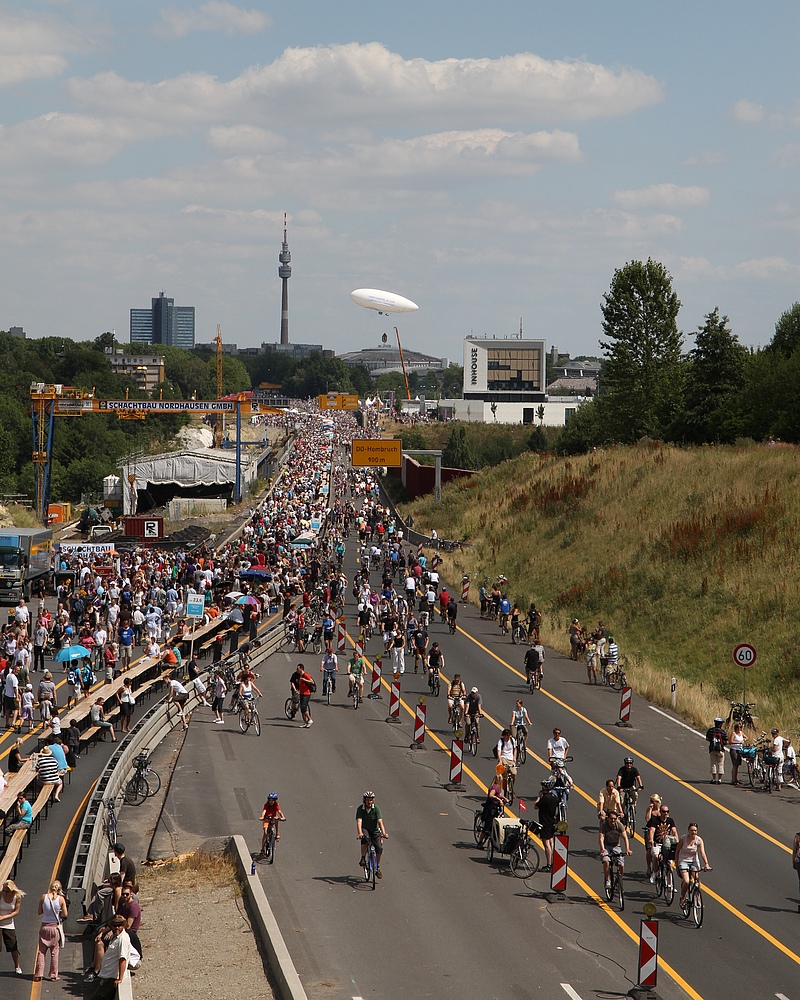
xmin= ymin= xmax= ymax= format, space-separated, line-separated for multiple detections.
xmin=527 ymin=663 xmax=543 ymax=693
xmin=361 ymin=834 xmax=382 ymax=889
xmin=104 ymin=798 xmax=118 ymax=847
xmin=604 ymin=848 xmax=625 ymax=911
xmin=464 ymin=714 xmax=480 ymax=757
xmin=621 ymin=787 xmax=640 ymax=837
xmin=497 ymin=760 xmax=515 ymax=805
xmin=284 ymin=692 xmax=300 ymax=720
xmin=763 ymin=750 xmax=782 ymax=793
xmin=550 ymin=756 xmax=573 ymax=824
xmin=238 ymin=696 xmax=261 ymax=736
xmin=124 ymin=750 xmax=162 ymax=805
xmin=485 ymin=818 xmax=541 ymax=878
xmin=350 ymin=679 xmax=363 ymax=710
xmin=680 ymin=867 xmax=710 ymax=927
xmin=321 ymin=670 xmax=336 ymax=705
xmin=511 ymin=622 xmax=527 ymax=645
xmin=603 ymin=662 xmax=628 ymax=690
xmin=428 ymin=665 xmax=441 ymax=698
xmin=261 ymin=817 xmax=284 ymax=864
xmin=451 ymin=698 xmax=463 ymax=735
xmin=725 ymin=701 xmax=757 ymax=731
xmin=652 ymin=840 xmax=676 ymax=906
xmin=515 ymin=725 xmax=527 ymax=765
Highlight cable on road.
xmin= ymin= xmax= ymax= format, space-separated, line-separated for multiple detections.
xmin=538 ymin=904 xmax=636 ymax=995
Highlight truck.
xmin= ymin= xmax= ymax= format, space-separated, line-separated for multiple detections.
xmin=0 ymin=527 xmax=54 ymax=603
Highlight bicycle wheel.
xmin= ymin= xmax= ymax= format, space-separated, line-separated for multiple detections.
xmin=692 ymin=887 xmax=703 ymax=927
xmin=510 ymin=843 xmax=540 ymax=878
xmin=473 ymin=811 xmax=485 ymax=846
xmin=617 ymin=872 xmax=625 ymax=911
xmin=105 ymin=807 xmax=117 ymax=847
xmin=267 ymin=824 xmax=276 ymax=864
xmin=239 ymin=709 xmax=250 ymax=733
xmin=654 ymin=864 xmax=664 ymax=898
xmin=681 ymin=888 xmax=691 ymax=919
xmin=664 ymin=864 xmax=675 ymax=906
xmin=747 ymin=759 xmax=755 ymax=786
xmin=468 ymin=729 xmax=478 ymax=757
xmin=505 ymin=774 xmax=515 ymax=807
xmin=625 ymin=802 xmax=636 ymax=837
xmin=284 ymin=697 xmax=296 ymax=720
xmin=604 ymin=873 xmax=613 ymax=902
xmin=124 ymin=776 xmax=148 ymax=805
xmin=528 ymin=674 xmax=535 ymax=694
xmin=518 ymin=734 xmax=527 ymax=765
xmin=252 ymin=710 xmax=261 ymax=736
xmin=433 ymin=675 xmax=440 ymax=697
xmin=311 ymin=636 xmax=322 ymax=655
xmin=145 ymin=768 xmax=161 ymax=796
xmin=486 ymin=839 xmax=494 ymax=864
xmin=370 ymin=850 xmax=376 ymax=889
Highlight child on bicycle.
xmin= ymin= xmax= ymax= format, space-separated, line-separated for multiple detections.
xmin=260 ymin=792 xmax=285 ymax=852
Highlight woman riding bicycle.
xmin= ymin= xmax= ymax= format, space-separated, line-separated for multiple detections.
xmin=510 ymin=701 xmax=531 ymax=742
xmin=676 ymin=823 xmax=711 ymax=908
xmin=477 ymin=775 xmax=507 ymax=845
xmin=260 ymin=792 xmax=286 ymax=853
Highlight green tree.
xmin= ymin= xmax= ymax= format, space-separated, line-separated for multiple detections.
xmin=440 ymin=364 xmax=463 ymax=397
xmin=442 ymin=426 xmax=476 ymax=469
xmin=769 ymin=303 xmax=800 ymax=359
xmin=677 ymin=308 xmax=748 ymax=443
xmin=599 ymin=258 xmax=684 ymax=441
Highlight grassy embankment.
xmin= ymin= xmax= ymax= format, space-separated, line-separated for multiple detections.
xmin=399 ymin=440 xmax=800 ymax=734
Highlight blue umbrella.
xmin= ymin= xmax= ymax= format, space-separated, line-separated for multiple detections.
xmin=54 ymin=644 xmax=92 ymax=662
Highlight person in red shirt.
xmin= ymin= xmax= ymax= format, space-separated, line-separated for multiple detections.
xmin=296 ymin=663 xmax=315 ymax=727
xmin=260 ymin=792 xmax=286 ymax=853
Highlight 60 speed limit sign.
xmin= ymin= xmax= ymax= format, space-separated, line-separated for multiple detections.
xmin=733 ymin=643 xmax=757 ymax=667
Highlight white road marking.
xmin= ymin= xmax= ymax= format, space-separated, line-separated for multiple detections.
xmin=649 ymin=705 xmax=708 ymax=739
xmin=775 ymin=994 xmax=792 ymax=1000
xmin=561 ymin=985 xmax=583 ymax=1000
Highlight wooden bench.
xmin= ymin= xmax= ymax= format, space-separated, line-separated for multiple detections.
xmin=0 ymin=784 xmax=54 ymax=879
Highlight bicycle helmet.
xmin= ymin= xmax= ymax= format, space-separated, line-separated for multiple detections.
xmin=471 ymin=686 xmax=479 ymax=693
xmin=771 ymin=727 xmax=779 ymax=735
xmin=623 ymin=756 xmax=634 ymax=764
xmin=541 ymin=776 xmax=557 ymax=789
xmin=714 ymin=717 xmax=724 ymax=725
xmin=267 ymin=792 xmax=278 ymax=800
xmin=363 ymin=790 xmax=375 ymax=800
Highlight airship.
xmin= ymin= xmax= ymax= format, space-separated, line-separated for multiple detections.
xmin=351 ymin=288 xmax=419 ymax=314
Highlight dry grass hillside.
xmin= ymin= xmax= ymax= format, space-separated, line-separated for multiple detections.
xmin=402 ymin=440 xmax=800 ymax=734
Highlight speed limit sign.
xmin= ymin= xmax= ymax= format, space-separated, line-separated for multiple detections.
xmin=733 ymin=643 xmax=757 ymax=667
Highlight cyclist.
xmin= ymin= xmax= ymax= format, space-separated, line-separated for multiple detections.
xmin=427 ymin=641 xmax=444 ymax=689
xmin=646 ymin=803 xmax=678 ymax=882
xmin=597 ymin=779 xmax=622 ymax=823
xmin=238 ymin=638 xmax=263 ymax=669
xmin=478 ymin=774 xmax=507 ymax=845
xmin=676 ymin=823 xmax=711 ymax=909
xmin=464 ymin=686 xmax=483 ymax=743
xmin=412 ymin=624 xmax=429 ymax=674
xmin=438 ymin=587 xmax=451 ymax=622
xmin=550 ymin=755 xmax=574 ymax=815
xmin=499 ymin=594 xmax=511 ymax=634
xmin=347 ymin=652 xmax=366 ymax=701
xmin=547 ymin=727 xmax=569 ymax=762
xmin=322 ymin=610 xmax=336 ymax=653
xmin=260 ymin=792 xmax=286 ymax=853
xmin=768 ymin=727 xmax=785 ymax=790
xmin=446 ymin=599 xmax=458 ymax=633
xmin=356 ymin=791 xmax=388 ymax=878
xmin=526 ymin=603 xmax=541 ymax=642
xmin=238 ymin=671 xmax=263 ymax=713
xmin=599 ymin=807 xmax=632 ymax=890
xmin=495 ymin=729 xmax=517 ymax=790
xmin=510 ymin=602 xmax=520 ymax=638
xmin=510 ymin=700 xmax=531 ymax=743
xmin=447 ymin=673 xmax=467 ymax=726
xmin=320 ymin=650 xmax=338 ymax=695
xmin=534 ymin=777 xmax=559 ymax=872
xmin=616 ymin=757 xmax=644 ymax=805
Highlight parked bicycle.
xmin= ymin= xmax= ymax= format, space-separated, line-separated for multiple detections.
xmin=104 ymin=798 xmax=118 ymax=847
xmin=603 ymin=661 xmax=628 ymax=690
xmin=124 ymin=749 xmax=162 ymax=805
xmin=725 ymin=701 xmax=757 ymax=731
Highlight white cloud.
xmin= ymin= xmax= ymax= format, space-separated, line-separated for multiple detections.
xmin=613 ymin=183 xmax=709 ymax=210
xmin=69 ymin=43 xmax=664 ymax=129
xmin=0 ymin=12 xmax=90 ymax=88
xmin=0 ymin=113 xmax=154 ymax=168
xmin=730 ymin=99 xmax=766 ymax=124
xmin=682 ymin=151 xmax=727 ymax=167
xmin=207 ymin=124 xmax=286 ymax=153
xmin=773 ymin=143 xmax=800 ymax=168
xmin=732 ymin=256 xmax=799 ymax=280
xmin=154 ymin=2 xmax=271 ymax=38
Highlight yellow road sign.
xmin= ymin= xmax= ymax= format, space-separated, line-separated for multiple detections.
xmin=351 ymin=439 xmax=402 ymax=467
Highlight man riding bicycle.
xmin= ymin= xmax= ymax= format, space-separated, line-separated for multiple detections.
xmin=356 ymin=791 xmax=388 ymax=878
xmin=646 ymin=803 xmax=678 ymax=883
xmin=599 ymin=808 xmax=632 ymax=889
xmin=616 ymin=757 xmax=644 ymax=803
xmin=464 ymin=686 xmax=483 ymax=743
xmin=447 ymin=673 xmax=466 ymax=726
xmin=427 ymin=641 xmax=444 ymax=688
xmin=320 ymin=650 xmax=338 ymax=695
xmin=524 ymin=644 xmax=543 ymax=687
xmin=412 ymin=625 xmax=429 ymax=673
xmin=347 ymin=652 xmax=366 ymax=700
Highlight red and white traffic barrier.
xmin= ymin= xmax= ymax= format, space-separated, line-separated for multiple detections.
xmin=417 ymin=541 xmax=423 ymax=561
xmin=461 ymin=576 xmax=470 ymax=602
xmin=449 ymin=738 xmax=463 ymax=784
xmin=637 ymin=919 xmax=658 ymax=988
xmin=336 ymin=619 xmax=346 ymax=652
xmin=414 ymin=701 xmax=426 ymax=744
xmin=551 ymin=834 xmax=569 ymax=892
xmin=355 ymin=639 xmax=363 ymax=659
xmin=370 ymin=656 xmax=382 ymax=699
xmin=619 ymin=686 xmax=632 ymax=724
xmin=387 ymin=673 xmax=401 ymax=722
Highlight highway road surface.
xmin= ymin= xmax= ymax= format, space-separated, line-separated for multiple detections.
xmin=156 ymin=589 xmax=800 ymax=1000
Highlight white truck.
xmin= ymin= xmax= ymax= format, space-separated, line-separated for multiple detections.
xmin=0 ymin=527 xmax=54 ymax=603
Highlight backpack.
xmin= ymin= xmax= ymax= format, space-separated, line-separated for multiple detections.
xmin=710 ymin=735 xmax=722 ymax=752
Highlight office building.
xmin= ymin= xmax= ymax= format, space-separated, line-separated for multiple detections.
xmin=130 ymin=291 xmax=195 ymax=349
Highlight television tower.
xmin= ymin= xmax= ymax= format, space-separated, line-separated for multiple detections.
xmin=278 ymin=213 xmax=291 ymax=344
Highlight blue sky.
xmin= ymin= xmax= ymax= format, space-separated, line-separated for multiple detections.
xmin=1 ymin=1 xmax=798 ymax=364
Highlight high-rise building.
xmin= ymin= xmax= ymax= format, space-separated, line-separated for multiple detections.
xmin=278 ymin=214 xmax=291 ymax=344
xmin=130 ymin=291 xmax=195 ymax=349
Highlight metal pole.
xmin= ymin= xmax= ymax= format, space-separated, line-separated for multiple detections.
xmin=235 ymin=401 xmax=242 ymax=504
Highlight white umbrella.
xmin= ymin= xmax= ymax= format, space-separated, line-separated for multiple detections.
xmin=225 ymin=591 xmax=244 ymax=600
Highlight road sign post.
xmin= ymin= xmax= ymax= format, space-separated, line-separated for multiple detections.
xmin=733 ymin=643 xmax=756 ymax=708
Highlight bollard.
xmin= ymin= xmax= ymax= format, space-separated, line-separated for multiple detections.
xmin=386 ymin=672 xmax=401 ymax=722
xmin=551 ymin=834 xmax=569 ymax=892
xmin=461 ymin=575 xmax=470 ymax=603
xmin=637 ymin=918 xmax=659 ymax=988
xmin=617 ymin=686 xmax=632 ymax=727
xmin=671 ymin=676 xmax=676 ymax=710
xmin=336 ymin=619 xmax=346 ymax=652
xmin=369 ymin=656 xmax=382 ymax=699
xmin=413 ymin=699 xmax=426 ymax=745
xmin=449 ymin=738 xmax=463 ymax=784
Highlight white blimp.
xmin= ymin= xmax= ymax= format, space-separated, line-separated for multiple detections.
xmin=351 ymin=288 xmax=419 ymax=315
